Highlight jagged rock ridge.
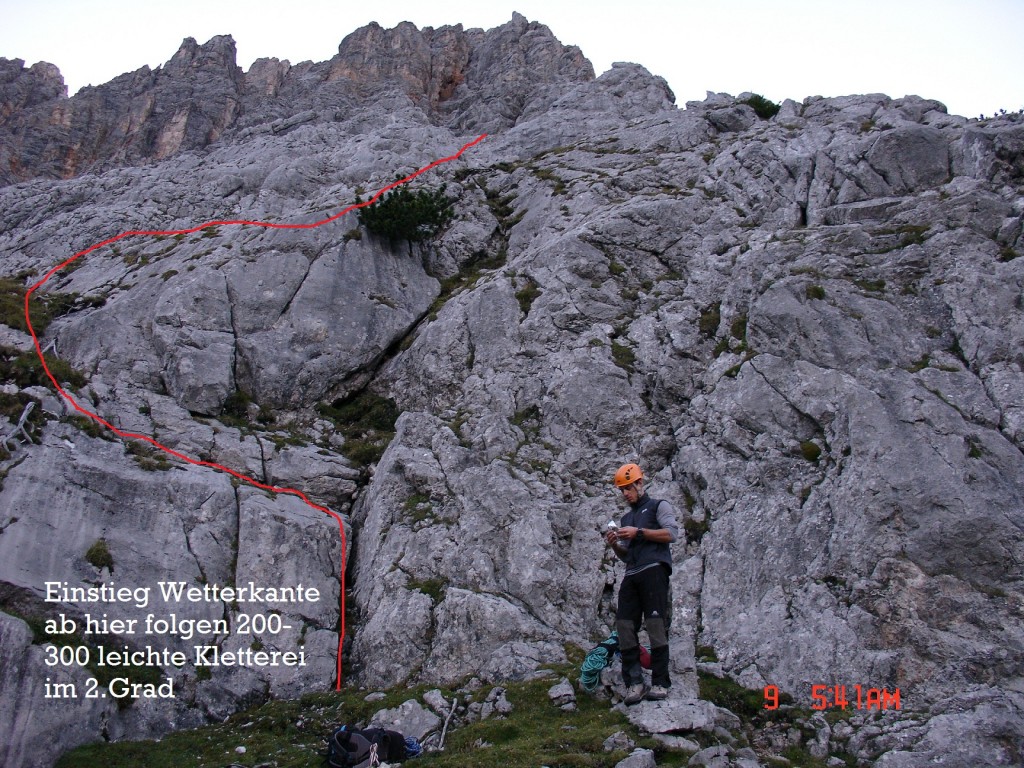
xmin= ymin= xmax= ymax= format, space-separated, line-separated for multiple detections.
xmin=0 ymin=13 xmax=1022 ymax=768
xmin=0 ymin=13 xmax=593 ymax=185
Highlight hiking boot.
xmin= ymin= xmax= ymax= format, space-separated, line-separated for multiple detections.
xmin=624 ymin=683 xmax=648 ymax=705
xmin=645 ymin=685 xmax=670 ymax=701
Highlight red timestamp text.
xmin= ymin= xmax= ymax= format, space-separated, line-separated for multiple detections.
xmin=763 ymin=684 xmax=901 ymax=711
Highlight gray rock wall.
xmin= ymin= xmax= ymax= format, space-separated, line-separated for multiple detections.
xmin=351 ymin=87 xmax=1024 ymax=765
xmin=1 ymin=14 xmax=1022 ymax=767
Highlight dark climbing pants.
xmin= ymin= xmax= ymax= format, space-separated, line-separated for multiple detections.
xmin=615 ymin=564 xmax=671 ymax=688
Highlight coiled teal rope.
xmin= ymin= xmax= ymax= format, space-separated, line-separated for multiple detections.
xmin=579 ymin=632 xmax=619 ymax=692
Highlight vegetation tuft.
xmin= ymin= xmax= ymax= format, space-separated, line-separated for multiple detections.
xmin=0 ymin=345 xmax=87 ymax=389
xmin=125 ymin=440 xmax=174 ymax=471
xmin=515 ymin=280 xmax=542 ymax=316
xmin=511 ymin=404 xmax=542 ymax=441
xmin=699 ymin=671 xmax=792 ymax=723
xmin=85 ymin=538 xmax=115 ymax=571
xmin=0 ymin=277 xmax=103 ymax=336
xmin=741 ymin=94 xmax=782 ymax=120
xmin=318 ymin=390 xmax=400 ymax=466
xmin=427 ymin=248 xmax=508 ymax=321
xmin=0 ymin=390 xmax=48 ymax=447
xmin=699 ymin=302 xmax=721 ymax=338
xmin=684 ymin=516 xmax=711 ymax=545
xmin=799 ymin=441 xmax=822 ymax=463
xmin=407 ymin=576 xmax=449 ymax=603
xmin=219 ymin=390 xmax=276 ymax=429
xmin=357 ymin=184 xmax=454 ymax=245
xmin=611 ymin=341 xmax=636 ymax=374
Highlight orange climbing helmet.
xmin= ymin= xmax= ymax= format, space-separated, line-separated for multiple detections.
xmin=614 ymin=463 xmax=644 ymax=488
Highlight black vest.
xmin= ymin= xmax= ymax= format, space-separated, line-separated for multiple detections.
xmin=621 ymin=494 xmax=673 ymax=574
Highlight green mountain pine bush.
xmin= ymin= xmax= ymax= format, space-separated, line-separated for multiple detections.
xmin=356 ymin=184 xmax=454 ymax=245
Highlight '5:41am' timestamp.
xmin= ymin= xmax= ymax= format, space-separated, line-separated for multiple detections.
xmin=763 ymin=684 xmax=901 ymax=711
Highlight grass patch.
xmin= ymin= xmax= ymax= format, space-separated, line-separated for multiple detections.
xmin=125 ymin=440 xmax=174 ymax=471
xmin=870 ymin=225 xmax=930 ymax=253
xmin=723 ymin=352 xmax=756 ymax=378
xmin=531 ymin=167 xmax=567 ymax=195
xmin=318 ymin=391 xmax=400 ymax=466
xmin=611 ymin=341 xmax=636 ymax=373
xmin=56 ymin=661 xmax=677 ymax=768
xmin=428 ymin=249 xmax=508 ymax=319
xmin=220 ymin=390 xmax=254 ymax=428
xmin=906 ymin=354 xmax=930 ymax=373
xmin=699 ymin=671 xmax=788 ymax=721
xmin=774 ymin=745 xmax=832 ymax=768
xmin=68 ymin=415 xmax=113 ymax=441
xmin=967 ymin=436 xmax=985 ymax=459
xmin=0 ymin=391 xmax=47 ymax=442
xmin=483 ymin=187 xmax=516 ymax=220
xmin=729 ymin=314 xmax=748 ymax=343
xmin=853 ymin=278 xmax=886 ymax=293
xmin=85 ymin=538 xmax=115 ymax=570
xmin=698 ymin=672 xmax=763 ymax=720
xmin=699 ymin=302 xmax=721 ymax=338
xmin=54 ymin=657 xmax=859 ymax=768
xmin=0 ymin=345 xmax=87 ymax=389
xmin=1 ymin=277 xmax=103 ymax=336
xmin=403 ymin=493 xmax=435 ymax=523
xmin=515 ymin=280 xmax=542 ymax=316
xmin=218 ymin=391 xmax=275 ymax=430
xmin=407 ymin=576 xmax=449 ymax=603
xmin=695 ymin=645 xmax=718 ymax=663
xmin=894 ymin=225 xmax=929 ymax=246
xmin=799 ymin=441 xmax=822 ymax=463
xmin=511 ymin=405 xmax=542 ymax=440
xmin=684 ymin=516 xmax=710 ymax=545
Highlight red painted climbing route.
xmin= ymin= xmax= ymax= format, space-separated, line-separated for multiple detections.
xmin=22 ymin=133 xmax=488 ymax=690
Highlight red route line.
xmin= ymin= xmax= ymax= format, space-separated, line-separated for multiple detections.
xmin=23 ymin=133 xmax=487 ymax=691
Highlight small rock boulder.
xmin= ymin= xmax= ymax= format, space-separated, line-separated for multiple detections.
xmin=603 ymin=731 xmax=636 ymax=752
xmin=548 ymin=677 xmax=577 ymax=711
xmin=369 ymin=699 xmax=441 ymax=742
xmin=615 ymin=748 xmax=657 ymax=768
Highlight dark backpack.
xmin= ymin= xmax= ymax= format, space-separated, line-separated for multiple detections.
xmin=326 ymin=726 xmax=408 ymax=768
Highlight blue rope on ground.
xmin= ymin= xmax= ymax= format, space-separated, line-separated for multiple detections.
xmin=404 ymin=736 xmax=423 ymax=758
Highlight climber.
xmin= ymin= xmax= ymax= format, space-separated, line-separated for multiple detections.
xmin=604 ymin=462 xmax=680 ymax=704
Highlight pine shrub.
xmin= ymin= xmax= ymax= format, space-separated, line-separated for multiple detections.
xmin=742 ymin=93 xmax=781 ymax=120
xmin=356 ymin=184 xmax=454 ymax=244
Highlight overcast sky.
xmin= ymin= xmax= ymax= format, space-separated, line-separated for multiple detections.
xmin=2 ymin=0 xmax=1022 ymax=120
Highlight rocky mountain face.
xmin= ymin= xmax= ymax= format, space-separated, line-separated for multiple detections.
xmin=0 ymin=15 xmax=592 ymax=186
xmin=1 ymin=13 xmax=1023 ymax=768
